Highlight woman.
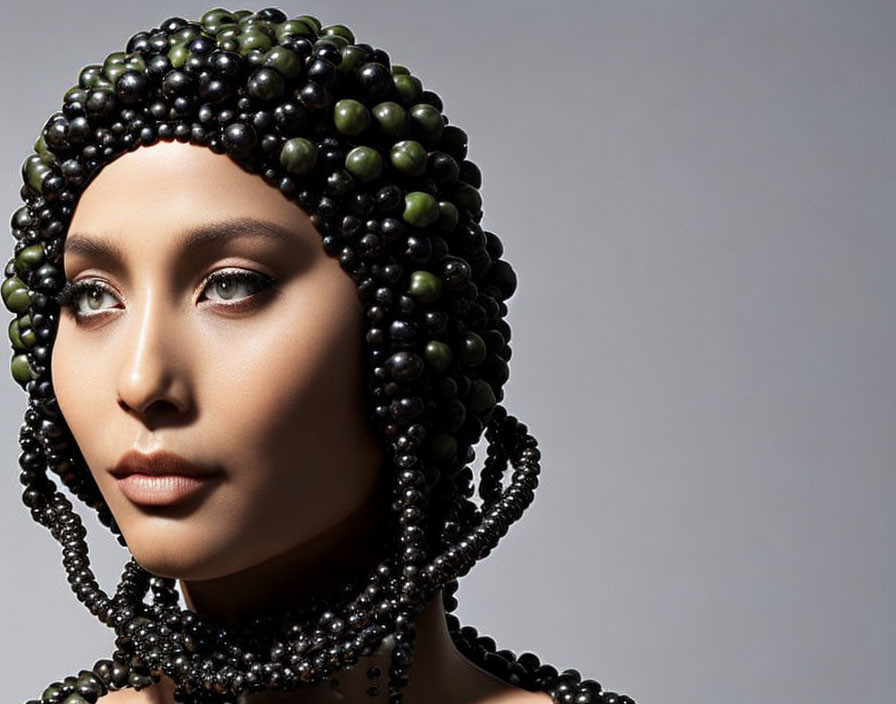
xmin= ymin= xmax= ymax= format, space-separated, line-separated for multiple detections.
xmin=6 ymin=7 xmax=637 ymax=704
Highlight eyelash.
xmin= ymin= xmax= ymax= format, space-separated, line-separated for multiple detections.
xmin=54 ymin=269 xmax=274 ymax=320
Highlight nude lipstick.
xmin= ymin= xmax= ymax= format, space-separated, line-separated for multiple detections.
xmin=111 ymin=450 xmax=221 ymax=506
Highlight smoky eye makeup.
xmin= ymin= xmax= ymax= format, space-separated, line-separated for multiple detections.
xmin=54 ymin=267 xmax=276 ymax=321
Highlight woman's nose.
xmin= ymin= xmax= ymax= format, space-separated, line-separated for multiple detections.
xmin=115 ymin=290 xmax=192 ymax=422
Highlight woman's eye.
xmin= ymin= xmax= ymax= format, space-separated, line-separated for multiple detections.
xmin=54 ymin=280 xmax=120 ymax=317
xmin=199 ymin=269 xmax=273 ymax=304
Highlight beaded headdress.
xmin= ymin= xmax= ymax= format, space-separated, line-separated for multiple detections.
xmin=7 ymin=7 xmax=633 ymax=704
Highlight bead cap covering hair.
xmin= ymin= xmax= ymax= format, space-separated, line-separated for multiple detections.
xmin=6 ymin=7 xmax=635 ymax=704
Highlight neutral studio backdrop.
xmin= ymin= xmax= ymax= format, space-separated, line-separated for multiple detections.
xmin=1 ymin=1 xmax=894 ymax=703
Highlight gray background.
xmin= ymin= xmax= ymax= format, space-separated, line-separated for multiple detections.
xmin=1 ymin=1 xmax=894 ymax=702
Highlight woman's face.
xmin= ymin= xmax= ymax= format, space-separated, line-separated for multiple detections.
xmin=51 ymin=139 xmax=385 ymax=582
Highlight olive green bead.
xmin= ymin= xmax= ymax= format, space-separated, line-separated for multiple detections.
xmin=338 ymin=45 xmax=368 ymax=75
xmin=345 ymin=147 xmax=383 ymax=182
xmin=41 ymin=684 xmax=63 ymax=703
xmin=372 ymin=102 xmax=408 ymax=138
xmin=409 ymin=270 xmax=442 ymax=303
xmin=296 ymin=14 xmax=322 ymax=33
xmin=173 ymin=26 xmax=201 ymax=44
xmin=33 ymin=134 xmax=54 ymax=166
xmin=321 ymin=23 xmax=355 ymax=44
xmin=280 ymin=137 xmax=318 ymax=174
xmin=103 ymin=51 xmax=127 ymax=68
xmin=453 ymin=183 xmax=483 ymax=218
xmin=8 ymin=320 xmax=24 ymax=351
xmin=124 ymin=55 xmax=146 ymax=73
xmin=390 ymin=140 xmax=427 ymax=177
xmin=200 ymin=7 xmax=237 ymax=30
xmin=393 ymin=74 xmax=423 ymax=104
xmin=2 ymin=275 xmax=26 ymax=301
xmin=436 ymin=201 xmax=459 ymax=234
xmin=410 ymin=104 xmax=445 ymax=143
xmin=5 ymin=288 xmax=30 ymax=313
xmin=424 ymin=340 xmax=453 ymax=372
xmin=263 ymin=46 xmax=302 ymax=77
xmin=461 ymin=332 xmax=487 ymax=367
xmin=11 ymin=354 xmax=34 ymax=384
xmin=233 ymin=9 xmax=252 ymax=21
xmin=19 ymin=328 xmax=36 ymax=348
xmin=316 ymin=34 xmax=349 ymax=51
xmin=469 ymin=379 xmax=497 ymax=414
xmin=216 ymin=25 xmax=240 ymax=41
xmin=333 ymin=99 xmax=370 ymax=137
xmin=276 ymin=19 xmax=315 ymax=42
xmin=237 ymin=30 xmax=273 ymax=55
xmin=403 ymin=192 xmax=440 ymax=227
xmin=15 ymin=244 xmax=44 ymax=273
xmin=168 ymin=43 xmax=190 ymax=69
xmin=19 ymin=314 xmax=31 ymax=330
xmin=391 ymin=64 xmax=410 ymax=76
xmin=22 ymin=155 xmax=50 ymax=194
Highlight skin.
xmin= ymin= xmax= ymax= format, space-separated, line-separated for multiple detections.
xmin=50 ymin=140 xmax=551 ymax=704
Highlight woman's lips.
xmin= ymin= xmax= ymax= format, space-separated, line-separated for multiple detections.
xmin=115 ymin=473 xmax=221 ymax=506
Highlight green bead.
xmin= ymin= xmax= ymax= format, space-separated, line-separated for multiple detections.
xmin=461 ymin=332 xmax=487 ymax=367
xmin=280 ymin=137 xmax=318 ymax=175
xmin=103 ymin=51 xmax=127 ymax=68
xmin=22 ymin=154 xmax=51 ymax=193
xmin=321 ymin=23 xmax=355 ymax=44
xmin=333 ymin=99 xmax=370 ymax=137
xmin=124 ymin=55 xmax=146 ymax=73
xmin=372 ymin=102 xmax=407 ymax=138
xmin=2 ymin=275 xmax=26 ymax=300
xmin=8 ymin=320 xmax=23 ymax=351
xmin=390 ymin=140 xmax=427 ymax=177
xmin=173 ymin=26 xmax=201 ymax=44
xmin=275 ymin=19 xmax=315 ymax=42
xmin=201 ymin=7 xmax=235 ymax=24
xmin=469 ymin=379 xmax=497 ymax=414
xmin=410 ymin=103 xmax=444 ymax=143
xmin=424 ymin=340 xmax=453 ymax=372
xmin=263 ymin=47 xmax=302 ymax=78
xmin=19 ymin=314 xmax=31 ymax=330
xmin=403 ymin=192 xmax=440 ymax=227
xmin=436 ymin=201 xmax=459 ymax=234
xmin=233 ymin=9 xmax=252 ymax=21
xmin=19 ymin=328 xmax=36 ymax=348
xmin=41 ymin=684 xmax=63 ymax=703
xmin=11 ymin=354 xmax=34 ymax=384
xmin=345 ymin=147 xmax=383 ymax=182
xmin=5 ymin=288 xmax=30 ymax=313
xmin=15 ymin=244 xmax=44 ymax=272
xmin=296 ymin=14 xmax=322 ymax=34
xmin=167 ymin=43 xmax=190 ymax=69
xmin=409 ymin=270 xmax=442 ymax=303
xmin=338 ymin=45 xmax=368 ymax=75
xmin=393 ymin=74 xmax=423 ymax=104
xmin=391 ymin=64 xmax=410 ymax=76
xmin=238 ymin=29 xmax=273 ymax=55
xmin=33 ymin=134 xmax=54 ymax=166
xmin=315 ymin=34 xmax=349 ymax=51
xmin=216 ymin=25 xmax=240 ymax=41
xmin=453 ymin=183 xmax=483 ymax=218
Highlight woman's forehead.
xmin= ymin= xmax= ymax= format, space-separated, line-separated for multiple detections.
xmin=68 ymin=139 xmax=318 ymax=248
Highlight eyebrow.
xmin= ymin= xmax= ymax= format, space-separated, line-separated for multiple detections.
xmin=63 ymin=217 xmax=300 ymax=261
